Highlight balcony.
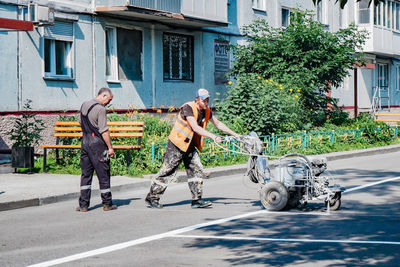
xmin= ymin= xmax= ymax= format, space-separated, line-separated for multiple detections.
xmin=356 ymin=1 xmax=400 ymax=57
xmin=96 ymin=0 xmax=228 ymax=28
xmin=129 ymin=0 xmax=181 ymax=14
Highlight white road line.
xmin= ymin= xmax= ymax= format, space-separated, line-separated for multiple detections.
xmin=27 ymin=210 xmax=265 ymax=267
xmin=344 ymin=176 xmax=400 ymax=194
xmin=172 ymin=234 xmax=400 ymax=246
xmin=27 ymin=176 xmax=400 ymax=267
xmin=27 ymin=209 xmax=328 ymax=267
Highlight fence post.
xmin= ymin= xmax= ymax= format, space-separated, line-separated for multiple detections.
xmin=302 ymin=131 xmax=307 ymax=148
xmin=151 ymin=142 xmax=155 ymax=164
xmin=271 ymin=133 xmax=275 ymax=152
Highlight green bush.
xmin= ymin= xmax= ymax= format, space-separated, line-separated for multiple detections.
xmin=215 ymin=73 xmax=305 ymax=136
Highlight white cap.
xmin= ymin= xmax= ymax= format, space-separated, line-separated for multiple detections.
xmin=196 ymin=88 xmax=210 ymax=100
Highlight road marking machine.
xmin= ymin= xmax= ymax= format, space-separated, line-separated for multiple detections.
xmin=220 ymin=132 xmax=343 ymax=211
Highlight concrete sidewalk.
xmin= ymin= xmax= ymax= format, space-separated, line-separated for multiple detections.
xmin=1 ymin=144 xmax=400 ymax=212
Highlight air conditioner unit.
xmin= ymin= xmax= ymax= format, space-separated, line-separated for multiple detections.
xmin=32 ymin=4 xmax=55 ymax=25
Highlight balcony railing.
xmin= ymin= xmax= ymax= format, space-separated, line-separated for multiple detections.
xmin=129 ymin=0 xmax=227 ymax=23
xmin=129 ymin=0 xmax=181 ymax=14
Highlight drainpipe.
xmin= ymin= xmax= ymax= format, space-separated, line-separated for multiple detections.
xmin=17 ymin=5 xmax=22 ymax=110
xmin=354 ymin=68 xmax=358 ymax=118
xmin=91 ymin=0 xmax=96 ymax=97
xmin=200 ymin=32 xmax=204 ymax=89
xmin=151 ymin=24 xmax=156 ymax=107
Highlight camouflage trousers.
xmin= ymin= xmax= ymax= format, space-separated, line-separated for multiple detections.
xmin=146 ymin=140 xmax=206 ymax=202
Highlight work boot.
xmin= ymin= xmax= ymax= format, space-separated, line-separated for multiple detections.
xmin=191 ymin=199 xmax=212 ymax=209
xmin=145 ymin=197 xmax=163 ymax=209
xmin=76 ymin=206 xmax=89 ymax=212
xmin=103 ymin=204 xmax=118 ymax=211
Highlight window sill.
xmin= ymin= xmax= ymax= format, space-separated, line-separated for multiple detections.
xmin=163 ymin=79 xmax=194 ymax=83
xmin=107 ymin=79 xmax=121 ymax=84
xmin=43 ymin=76 xmax=75 ymax=82
xmin=252 ymin=7 xmax=266 ymax=13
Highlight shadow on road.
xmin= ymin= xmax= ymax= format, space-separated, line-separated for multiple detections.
xmin=89 ymin=197 xmax=140 ymax=210
xmin=180 ymin=176 xmax=400 ymax=266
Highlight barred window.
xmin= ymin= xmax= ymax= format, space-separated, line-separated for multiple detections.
xmin=163 ymin=33 xmax=193 ymax=81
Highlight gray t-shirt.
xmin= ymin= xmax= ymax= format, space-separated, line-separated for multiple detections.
xmin=79 ymin=99 xmax=108 ymax=134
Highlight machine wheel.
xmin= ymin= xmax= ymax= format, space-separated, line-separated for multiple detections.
xmin=325 ymin=192 xmax=341 ymax=211
xmin=260 ymin=181 xmax=288 ymax=211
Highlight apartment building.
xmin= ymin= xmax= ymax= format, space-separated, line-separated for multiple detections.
xmin=0 ymin=0 xmax=399 ymax=114
xmin=1 ymin=0 xmax=233 ymax=112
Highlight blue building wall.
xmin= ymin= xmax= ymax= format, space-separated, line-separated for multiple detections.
xmin=0 ymin=1 xmax=240 ymax=112
xmin=0 ymin=4 xmax=18 ymax=111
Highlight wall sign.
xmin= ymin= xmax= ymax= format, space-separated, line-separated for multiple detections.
xmin=214 ymin=40 xmax=230 ymax=84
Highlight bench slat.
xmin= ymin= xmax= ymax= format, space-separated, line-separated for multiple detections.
xmin=42 ymin=145 xmax=141 ymax=149
xmin=110 ymin=133 xmax=144 ymax=137
xmin=375 ymin=119 xmax=400 ymax=122
xmin=107 ymin=121 xmax=144 ymax=126
xmin=54 ymin=126 xmax=144 ymax=132
xmin=54 ymin=121 xmax=144 ymax=126
xmin=54 ymin=132 xmax=144 ymax=137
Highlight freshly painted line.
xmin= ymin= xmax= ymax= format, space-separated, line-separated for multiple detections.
xmin=27 ymin=209 xmax=330 ymax=267
xmin=172 ymin=234 xmax=400 ymax=246
xmin=28 ymin=176 xmax=400 ymax=266
xmin=344 ymin=176 xmax=400 ymax=193
xmin=28 ymin=210 xmax=267 ymax=267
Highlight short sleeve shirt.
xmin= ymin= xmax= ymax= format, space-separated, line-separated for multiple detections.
xmin=79 ymin=99 xmax=109 ymax=134
xmin=180 ymin=103 xmax=213 ymax=124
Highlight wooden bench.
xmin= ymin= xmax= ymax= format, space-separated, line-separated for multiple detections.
xmin=42 ymin=121 xmax=144 ymax=172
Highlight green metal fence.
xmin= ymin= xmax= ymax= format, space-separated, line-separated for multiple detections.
xmin=150 ymin=127 xmax=398 ymax=164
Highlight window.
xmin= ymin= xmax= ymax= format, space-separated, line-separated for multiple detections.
xmin=374 ymin=2 xmax=381 ymax=25
xmin=316 ymin=1 xmax=324 ymax=23
xmin=377 ymin=63 xmax=389 ymax=88
xmin=252 ymin=0 xmax=266 ymax=11
xmin=163 ymin=33 xmax=193 ymax=81
xmin=105 ymin=27 xmax=143 ymax=81
xmin=396 ymin=64 xmax=400 ymax=91
xmin=117 ymin=28 xmax=143 ymax=81
xmin=105 ymin=27 xmax=118 ymax=81
xmin=374 ymin=1 xmax=400 ymax=31
xmin=358 ymin=0 xmax=370 ymax=24
xmin=395 ymin=1 xmax=400 ymax=30
xmin=282 ymin=8 xmax=290 ymax=27
xmin=44 ymin=21 xmax=73 ymax=78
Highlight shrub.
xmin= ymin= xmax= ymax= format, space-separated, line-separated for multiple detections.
xmin=215 ymin=73 xmax=305 ymax=136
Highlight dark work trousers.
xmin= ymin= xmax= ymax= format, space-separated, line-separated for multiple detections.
xmin=147 ymin=140 xmax=206 ymax=202
xmin=79 ymin=136 xmax=112 ymax=208
xmin=79 ymin=103 xmax=112 ymax=208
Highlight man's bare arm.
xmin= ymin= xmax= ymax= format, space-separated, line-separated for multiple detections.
xmin=101 ymin=130 xmax=114 ymax=157
xmin=209 ymin=116 xmax=240 ymax=137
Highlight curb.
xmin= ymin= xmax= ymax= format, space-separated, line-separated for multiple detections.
xmin=2 ymin=144 xmax=400 ymax=212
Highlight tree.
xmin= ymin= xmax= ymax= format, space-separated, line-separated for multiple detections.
xmin=230 ymin=10 xmax=368 ymax=118
xmin=312 ymin=0 xmax=384 ymax=9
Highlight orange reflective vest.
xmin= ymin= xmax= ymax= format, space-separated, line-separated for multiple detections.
xmin=169 ymin=101 xmax=211 ymax=152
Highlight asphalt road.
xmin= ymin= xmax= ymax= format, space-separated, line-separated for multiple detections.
xmin=1 ymin=151 xmax=400 ymax=267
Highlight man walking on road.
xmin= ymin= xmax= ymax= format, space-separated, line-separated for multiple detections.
xmin=145 ymin=88 xmax=240 ymax=209
xmin=76 ymin=87 xmax=117 ymax=212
